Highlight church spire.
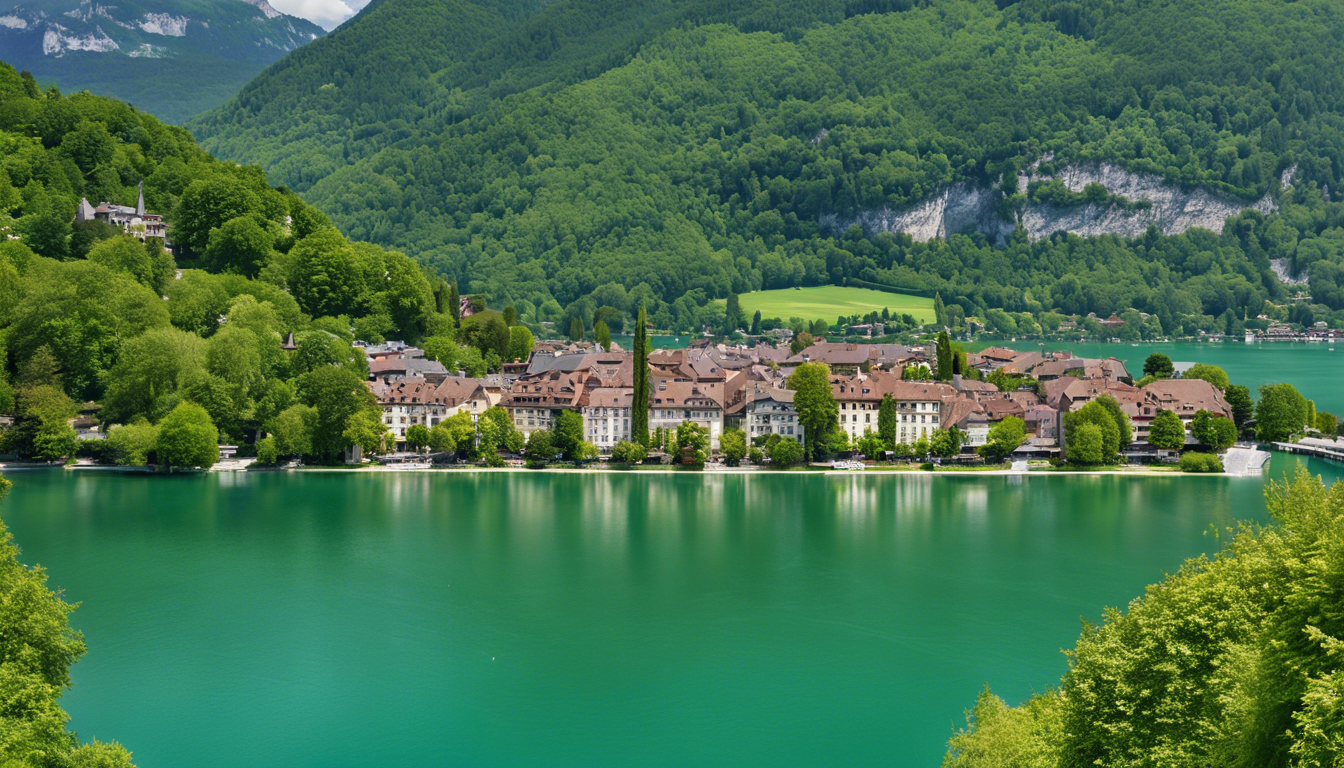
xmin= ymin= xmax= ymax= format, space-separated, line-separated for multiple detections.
xmin=136 ymin=180 xmax=145 ymax=217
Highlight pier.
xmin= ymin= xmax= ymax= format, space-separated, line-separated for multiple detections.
xmin=1272 ymin=436 xmax=1344 ymax=464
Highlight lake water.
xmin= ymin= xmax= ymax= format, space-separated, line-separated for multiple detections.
xmin=4 ymin=455 xmax=1340 ymax=766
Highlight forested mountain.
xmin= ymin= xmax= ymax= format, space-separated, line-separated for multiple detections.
xmin=0 ymin=0 xmax=324 ymax=122
xmin=189 ymin=0 xmax=1344 ymax=337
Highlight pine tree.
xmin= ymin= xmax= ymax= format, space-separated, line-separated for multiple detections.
xmin=632 ymin=307 xmax=650 ymax=446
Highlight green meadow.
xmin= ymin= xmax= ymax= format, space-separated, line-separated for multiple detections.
xmin=731 ymin=286 xmax=934 ymax=324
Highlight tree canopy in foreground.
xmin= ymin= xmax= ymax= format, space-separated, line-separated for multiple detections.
xmin=0 ymin=476 xmax=136 ymax=766
xmin=944 ymin=466 xmax=1344 ymax=766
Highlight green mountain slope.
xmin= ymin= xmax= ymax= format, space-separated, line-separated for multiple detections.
xmin=193 ymin=0 xmax=1344 ymax=335
xmin=0 ymin=0 xmax=324 ymax=123
xmin=188 ymin=0 xmax=871 ymax=190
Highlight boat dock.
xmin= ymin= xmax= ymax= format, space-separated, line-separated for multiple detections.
xmin=1271 ymin=437 xmax=1344 ymax=464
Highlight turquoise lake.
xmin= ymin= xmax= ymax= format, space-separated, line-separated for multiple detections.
xmin=3 ymin=451 xmax=1340 ymax=766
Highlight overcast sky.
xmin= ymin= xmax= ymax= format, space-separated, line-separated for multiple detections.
xmin=270 ymin=0 xmax=369 ymax=30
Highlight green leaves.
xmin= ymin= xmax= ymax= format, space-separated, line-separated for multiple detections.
xmin=945 ymin=468 xmax=1344 ymax=767
xmin=155 ymin=401 xmax=219 ymax=469
xmin=786 ymin=361 xmax=837 ymax=460
xmin=1255 ymin=383 xmax=1309 ymax=443
xmin=0 ymin=491 xmax=137 ymax=766
xmin=1149 ymin=408 xmax=1187 ymax=451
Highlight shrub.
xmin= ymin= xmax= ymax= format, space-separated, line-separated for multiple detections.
xmin=770 ymin=438 xmax=804 ymax=466
xmin=1178 ymin=452 xmax=1224 ymax=473
xmin=610 ymin=440 xmax=647 ymax=464
xmin=255 ymin=435 xmax=279 ymax=465
xmin=107 ymin=421 xmax=160 ymax=466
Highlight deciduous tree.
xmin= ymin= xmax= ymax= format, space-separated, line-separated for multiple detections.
xmin=156 ymin=401 xmax=219 ymax=468
xmin=1182 ymin=363 xmax=1229 ymax=391
xmin=1148 ymin=409 xmax=1187 ymax=451
xmin=1142 ymin=353 xmax=1175 ymax=380
xmin=877 ymin=393 xmax=897 ymax=450
xmin=720 ymin=428 xmax=747 ymax=466
xmin=1191 ymin=410 xmax=1237 ymax=451
xmin=296 ymin=365 xmax=379 ymax=460
xmin=787 ymin=361 xmax=837 ymax=460
xmin=1255 ymin=383 xmax=1308 ymax=442
xmin=981 ymin=416 xmax=1027 ymax=463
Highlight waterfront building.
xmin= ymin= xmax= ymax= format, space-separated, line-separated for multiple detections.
xmin=370 ymin=376 xmax=496 ymax=441
xmin=738 ymin=386 xmax=803 ymax=442
xmin=582 ymin=387 xmax=634 ymax=451
xmin=831 ymin=372 xmax=958 ymax=444
xmin=649 ymin=377 xmax=726 ymax=448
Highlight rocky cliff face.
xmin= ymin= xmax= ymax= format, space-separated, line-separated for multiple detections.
xmin=0 ymin=0 xmax=321 ymax=60
xmin=0 ymin=0 xmax=323 ymax=121
xmin=824 ymin=163 xmax=1277 ymax=244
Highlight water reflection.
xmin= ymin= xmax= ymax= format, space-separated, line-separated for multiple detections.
xmin=2 ymin=462 xmax=1340 ymax=768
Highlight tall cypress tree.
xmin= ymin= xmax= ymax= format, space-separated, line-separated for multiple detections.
xmin=933 ymin=292 xmax=948 ymax=329
xmin=936 ymin=330 xmax=954 ymax=380
xmin=724 ymin=293 xmax=741 ymax=336
xmin=569 ymin=316 xmax=584 ymax=341
xmin=878 ymin=393 xmax=897 ymax=450
xmin=448 ymin=281 xmax=460 ymax=324
xmin=632 ymin=306 xmax=650 ymax=446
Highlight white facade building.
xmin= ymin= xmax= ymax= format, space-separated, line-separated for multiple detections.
xmin=582 ymin=388 xmax=634 ymax=452
xmin=744 ymin=388 xmax=803 ymax=443
xmin=649 ymin=379 xmax=725 ymax=449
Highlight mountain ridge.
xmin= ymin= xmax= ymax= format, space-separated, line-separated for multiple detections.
xmin=0 ymin=0 xmax=324 ymax=122
xmin=190 ymin=0 xmax=1344 ymax=333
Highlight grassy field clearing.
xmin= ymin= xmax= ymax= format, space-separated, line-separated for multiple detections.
xmin=730 ymin=286 xmax=935 ymax=323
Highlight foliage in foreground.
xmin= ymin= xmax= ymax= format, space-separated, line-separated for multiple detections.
xmin=944 ymin=466 xmax=1344 ymax=767
xmin=0 ymin=476 xmax=135 ymax=767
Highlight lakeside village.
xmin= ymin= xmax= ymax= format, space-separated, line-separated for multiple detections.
xmin=349 ymin=335 xmax=1324 ymax=473
xmin=0 ymin=189 xmax=1334 ymax=475
xmin=27 ymin=322 xmax=1328 ymax=475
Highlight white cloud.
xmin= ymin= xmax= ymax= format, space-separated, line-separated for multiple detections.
xmin=268 ymin=0 xmax=366 ymax=30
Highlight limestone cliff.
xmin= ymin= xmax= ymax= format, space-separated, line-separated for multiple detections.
xmin=824 ymin=163 xmax=1278 ymax=244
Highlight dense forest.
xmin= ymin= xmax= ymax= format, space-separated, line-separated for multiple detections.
xmin=189 ymin=0 xmax=1344 ymax=335
xmin=943 ymin=467 xmax=1344 ymax=766
xmin=0 ymin=63 xmax=521 ymax=466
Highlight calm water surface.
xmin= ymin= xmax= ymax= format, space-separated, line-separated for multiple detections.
xmin=2 ymin=455 xmax=1340 ymax=767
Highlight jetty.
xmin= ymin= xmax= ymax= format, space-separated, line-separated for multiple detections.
xmin=1271 ymin=436 xmax=1344 ymax=464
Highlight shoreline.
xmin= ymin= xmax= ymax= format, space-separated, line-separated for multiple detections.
xmin=0 ymin=462 xmax=1261 ymax=478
